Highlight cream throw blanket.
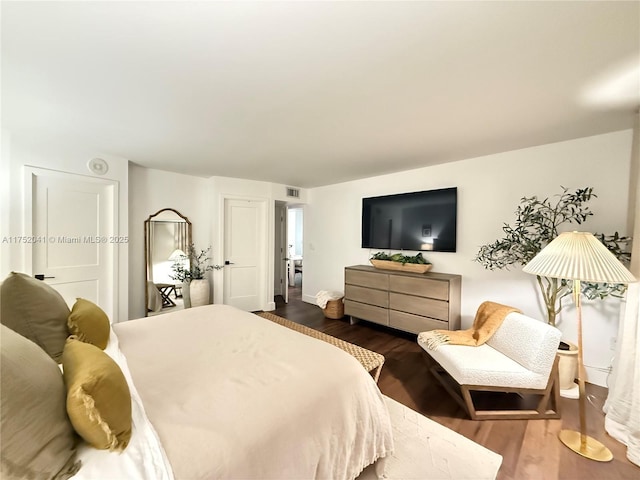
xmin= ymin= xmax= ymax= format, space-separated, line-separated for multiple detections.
xmin=419 ymin=301 xmax=520 ymax=350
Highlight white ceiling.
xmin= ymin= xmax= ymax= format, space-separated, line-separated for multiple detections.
xmin=2 ymin=1 xmax=639 ymax=188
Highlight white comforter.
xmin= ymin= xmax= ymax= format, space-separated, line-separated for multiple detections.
xmin=98 ymin=305 xmax=392 ymax=480
xmin=72 ymin=327 xmax=173 ymax=480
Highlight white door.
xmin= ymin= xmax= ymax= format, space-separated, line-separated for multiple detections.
xmin=223 ymin=198 xmax=267 ymax=311
xmin=28 ymin=168 xmax=117 ymax=319
xmin=282 ymin=206 xmax=288 ymax=304
xmin=274 ymin=203 xmax=288 ymax=303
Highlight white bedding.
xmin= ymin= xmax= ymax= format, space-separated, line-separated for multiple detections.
xmin=77 ymin=305 xmax=392 ymax=480
xmin=73 ymin=327 xmax=174 ymax=480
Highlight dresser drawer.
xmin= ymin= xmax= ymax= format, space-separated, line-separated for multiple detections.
xmin=389 ymin=310 xmax=449 ymax=334
xmin=389 ymin=275 xmax=449 ymax=301
xmin=344 ymin=265 xmax=460 ymax=336
xmin=344 ymin=300 xmax=389 ymax=326
xmin=389 ymin=293 xmax=449 ymax=321
xmin=345 ymin=269 xmax=389 ymax=290
xmin=345 ymin=284 xmax=388 ymax=308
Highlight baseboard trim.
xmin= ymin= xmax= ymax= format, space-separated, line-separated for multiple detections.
xmin=585 ymin=366 xmax=609 ymax=388
xmin=302 ymin=294 xmax=316 ymax=305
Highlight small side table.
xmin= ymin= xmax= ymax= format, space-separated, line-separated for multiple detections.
xmin=156 ymin=283 xmax=177 ymax=308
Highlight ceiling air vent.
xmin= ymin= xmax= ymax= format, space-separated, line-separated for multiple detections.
xmin=286 ymin=187 xmax=300 ymax=198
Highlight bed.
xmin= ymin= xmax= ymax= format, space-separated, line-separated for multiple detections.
xmin=0 ymin=272 xmax=393 ymax=480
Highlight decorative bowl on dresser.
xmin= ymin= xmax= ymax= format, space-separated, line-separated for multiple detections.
xmin=344 ymin=265 xmax=461 ymax=334
xmin=369 ymin=259 xmax=433 ymax=274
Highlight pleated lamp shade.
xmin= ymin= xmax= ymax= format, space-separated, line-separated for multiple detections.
xmin=523 ymin=231 xmax=636 ymax=284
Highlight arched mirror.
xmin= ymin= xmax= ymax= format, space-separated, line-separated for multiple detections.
xmin=144 ymin=208 xmax=191 ymax=316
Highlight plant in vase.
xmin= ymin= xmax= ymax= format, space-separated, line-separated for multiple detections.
xmin=170 ymin=244 xmax=218 ymax=308
xmin=474 ymin=186 xmax=631 ymax=394
xmin=370 ymin=251 xmax=431 ymax=265
xmin=370 ymin=252 xmax=432 ymax=273
xmin=369 ymin=252 xmax=431 ymax=273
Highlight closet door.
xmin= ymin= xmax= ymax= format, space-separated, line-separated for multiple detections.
xmin=28 ymin=167 xmax=118 ymax=319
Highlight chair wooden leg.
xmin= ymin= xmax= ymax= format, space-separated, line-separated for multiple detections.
xmin=429 ymin=365 xmax=472 ymax=416
xmin=460 ymin=386 xmax=479 ymax=420
xmin=426 ymin=356 xmax=562 ymax=421
xmin=536 ymin=356 xmax=561 ymax=416
xmin=552 ymin=359 xmax=562 ymax=415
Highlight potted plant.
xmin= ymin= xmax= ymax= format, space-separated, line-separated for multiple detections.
xmin=474 ymin=186 xmax=631 ymax=393
xmin=370 ymin=251 xmax=432 ymax=273
xmin=170 ymin=244 xmax=216 ymax=308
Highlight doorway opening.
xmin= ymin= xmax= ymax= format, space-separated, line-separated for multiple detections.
xmin=288 ymin=206 xmax=304 ymax=292
xmin=273 ymin=203 xmax=303 ymax=305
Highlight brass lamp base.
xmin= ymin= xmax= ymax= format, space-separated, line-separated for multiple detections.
xmin=559 ymin=430 xmax=613 ymax=462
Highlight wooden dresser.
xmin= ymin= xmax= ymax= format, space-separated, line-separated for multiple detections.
xmin=344 ymin=265 xmax=461 ymax=334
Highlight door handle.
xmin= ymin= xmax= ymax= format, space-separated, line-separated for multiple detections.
xmin=224 ymin=261 xmax=234 ymax=265
xmin=34 ymin=274 xmax=55 ymax=281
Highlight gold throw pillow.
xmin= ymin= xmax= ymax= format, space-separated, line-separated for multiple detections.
xmin=62 ymin=337 xmax=132 ymax=451
xmin=68 ymin=298 xmax=110 ymax=350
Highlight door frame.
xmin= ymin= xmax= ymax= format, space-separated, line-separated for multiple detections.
xmin=23 ymin=166 xmax=119 ymax=318
xmin=218 ymin=194 xmax=270 ymax=311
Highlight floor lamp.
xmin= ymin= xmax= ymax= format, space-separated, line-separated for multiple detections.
xmin=523 ymin=231 xmax=636 ymax=462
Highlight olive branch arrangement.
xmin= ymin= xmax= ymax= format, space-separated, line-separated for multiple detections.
xmin=475 ymin=186 xmax=631 ymax=326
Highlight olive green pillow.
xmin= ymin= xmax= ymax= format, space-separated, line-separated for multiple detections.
xmin=68 ymin=298 xmax=110 ymax=350
xmin=62 ymin=337 xmax=132 ymax=451
xmin=0 ymin=325 xmax=80 ymax=480
xmin=0 ymin=272 xmax=70 ymax=362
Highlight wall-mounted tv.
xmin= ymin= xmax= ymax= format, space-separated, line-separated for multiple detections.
xmin=362 ymin=187 xmax=457 ymax=252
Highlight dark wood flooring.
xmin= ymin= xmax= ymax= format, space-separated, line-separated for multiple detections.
xmin=272 ymin=288 xmax=639 ymax=480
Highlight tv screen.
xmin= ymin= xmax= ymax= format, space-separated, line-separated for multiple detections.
xmin=362 ymin=187 xmax=457 ymax=252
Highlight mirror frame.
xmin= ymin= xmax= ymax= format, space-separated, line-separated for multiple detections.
xmin=144 ymin=208 xmax=192 ymax=316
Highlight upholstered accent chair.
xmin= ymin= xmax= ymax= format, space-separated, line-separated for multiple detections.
xmin=419 ymin=311 xmax=562 ymax=420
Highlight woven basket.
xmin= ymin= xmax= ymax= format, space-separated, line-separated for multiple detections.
xmin=323 ymin=298 xmax=345 ymax=319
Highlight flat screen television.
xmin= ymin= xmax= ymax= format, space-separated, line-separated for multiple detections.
xmin=361 ymin=187 xmax=457 ymax=252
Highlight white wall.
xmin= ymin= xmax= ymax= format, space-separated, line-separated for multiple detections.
xmin=0 ymin=132 xmax=130 ymax=322
xmin=628 ymin=113 xmax=640 ymax=240
xmin=128 ymin=164 xmax=211 ymax=319
xmin=627 ymin=113 xmax=639 ymax=277
xmin=1 ymin=131 xmax=12 ymax=277
xmin=305 ymin=130 xmax=634 ymax=386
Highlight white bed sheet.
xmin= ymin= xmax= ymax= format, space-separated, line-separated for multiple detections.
xmin=72 ymin=327 xmax=174 ymax=480
xmin=113 ymin=304 xmax=393 ymax=480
